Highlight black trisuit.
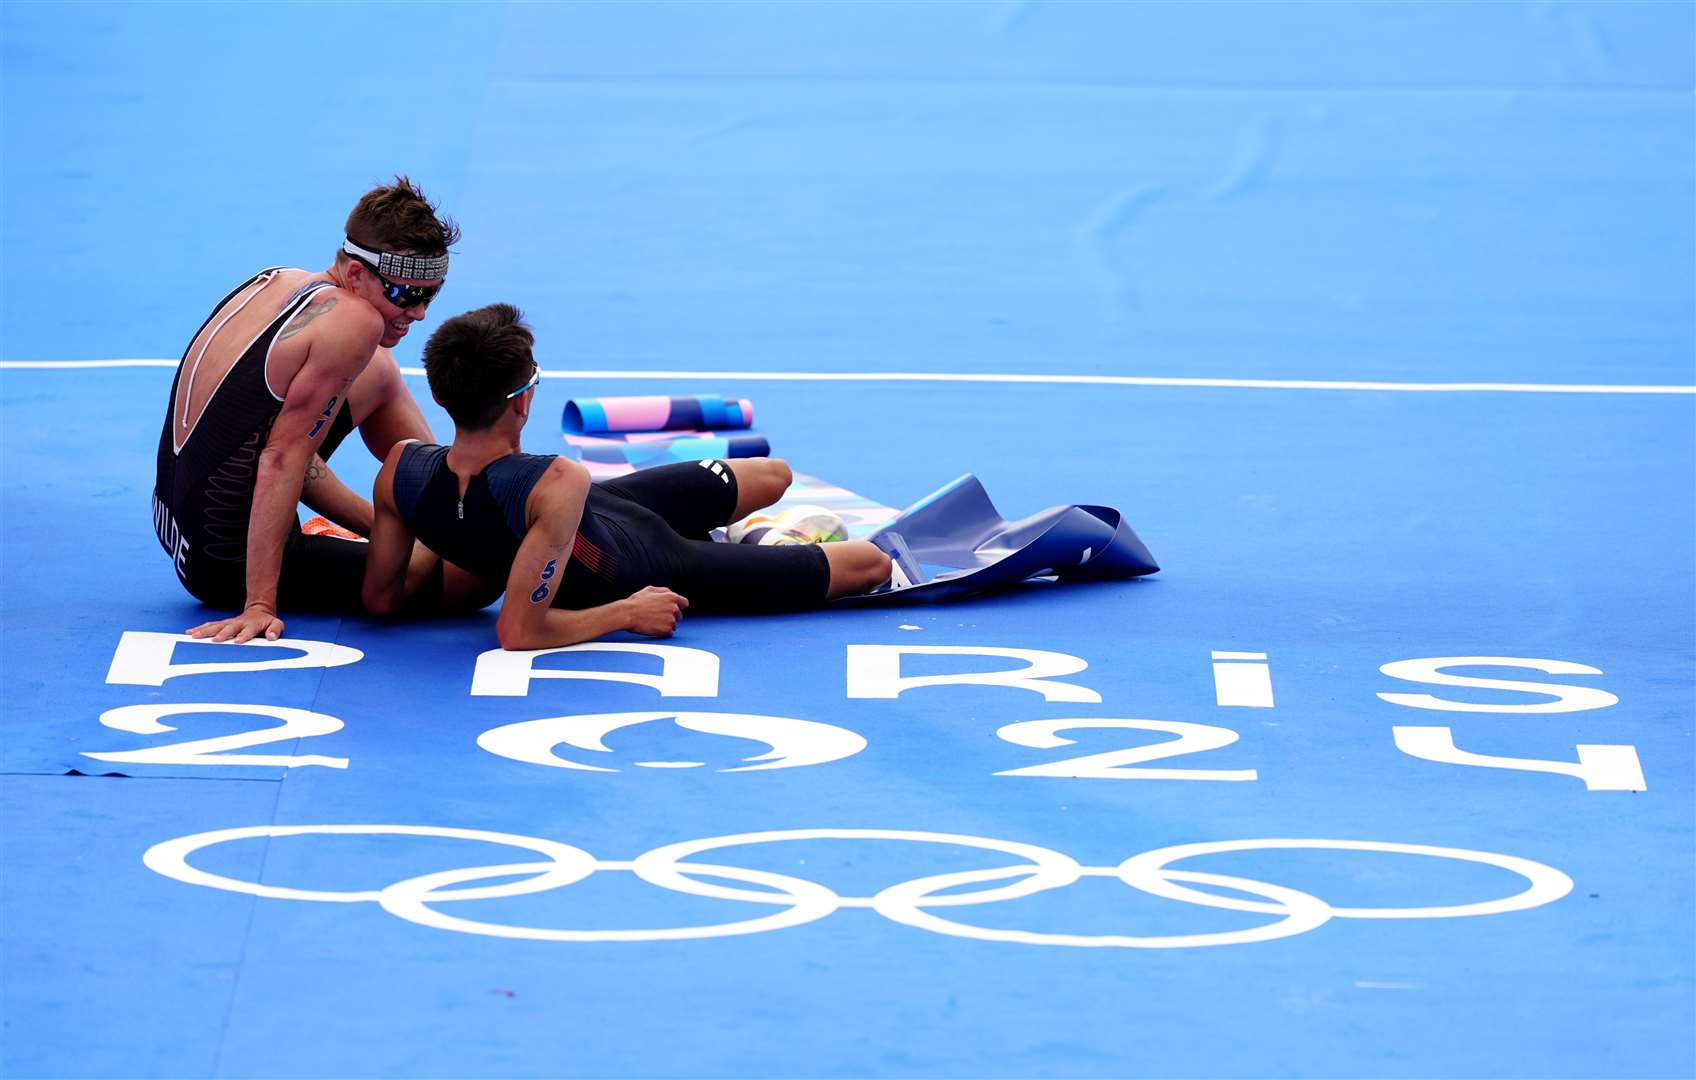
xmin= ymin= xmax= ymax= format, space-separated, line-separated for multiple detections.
xmin=153 ymin=269 xmax=363 ymax=611
xmin=392 ymin=444 xmax=831 ymax=613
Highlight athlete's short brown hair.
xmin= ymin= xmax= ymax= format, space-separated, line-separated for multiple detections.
xmin=423 ymin=303 xmax=536 ymax=431
xmin=339 ymin=175 xmax=459 ymax=262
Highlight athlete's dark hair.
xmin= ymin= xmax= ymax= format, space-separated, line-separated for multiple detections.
xmin=423 ymin=303 xmax=536 ymax=431
xmin=338 ymin=175 xmax=460 ymax=262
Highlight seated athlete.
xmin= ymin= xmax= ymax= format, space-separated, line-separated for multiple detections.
xmin=161 ymin=177 xmax=492 ymax=644
xmin=361 ymin=304 xmax=893 ymax=649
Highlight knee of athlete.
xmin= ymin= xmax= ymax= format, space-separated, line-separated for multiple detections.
xmin=857 ymin=544 xmax=893 ymax=589
xmin=823 ymin=541 xmax=889 ymax=600
xmin=760 ymin=457 xmax=793 ymax=498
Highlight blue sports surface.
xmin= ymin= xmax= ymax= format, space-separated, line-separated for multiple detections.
xmin=2 ymin=3 xmax=1693 ymax=1077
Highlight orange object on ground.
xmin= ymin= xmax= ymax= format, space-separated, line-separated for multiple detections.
xmin=301 ymin=516 xmax=367 ymax=542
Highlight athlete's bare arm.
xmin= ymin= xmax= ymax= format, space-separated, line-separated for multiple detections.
xmin=360 ymin=441 xmax=472 ymax=616
xmin=361 ymin=443 xmax=417 ymax=615
xmin=295 ymin=345 xmax=433 ymax=535
xmin=299 ymin=454 xmax=374 ymax=535
xmin=496 ymin=459 xmax=687 ymax=651
xmin=187 ymin=297 xmax=383 ymax=643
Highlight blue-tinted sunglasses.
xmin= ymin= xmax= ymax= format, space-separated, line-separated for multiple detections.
xmin=349 ymin=254 xmax=442 ymax=310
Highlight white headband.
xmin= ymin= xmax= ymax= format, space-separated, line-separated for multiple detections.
xmin=342 ymin=237 xmax=449 ymax=280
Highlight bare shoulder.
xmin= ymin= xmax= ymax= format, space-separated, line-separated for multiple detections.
xmin=383 ymin=437 xmax=422 ymax=468
xmin=539 ymin=457 xmax=591 ymax=498
xmin=266 ymin=286 xmax=381 ymax=400
xmin=528 ymin=458 xmax=590 ymax=524
xmin=549 ymin=454 xmax=596 ymax=484
xmin=317 ymin=286 xmax=386 ymax=342
xmin=281 ymin=285 xmax=383 ymax=359
xmin=374 ymin=438 xmax=421 ymax=506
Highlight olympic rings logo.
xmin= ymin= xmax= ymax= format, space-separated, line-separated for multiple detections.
xmin=143 ymin=826 xmax=1573 ymax=949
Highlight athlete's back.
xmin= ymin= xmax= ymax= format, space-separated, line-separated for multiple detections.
xmin=153 ymin=268 xmax=341 ymax=604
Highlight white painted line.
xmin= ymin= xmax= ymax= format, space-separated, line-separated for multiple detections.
xmin=527 ymin=370 xmax=1696 ymax=395
xmin=3 ymin=360 xmax=1693 ymax=395
xmin=1 ymin=359 xmax=180 ymax=369
xmin=1213 ymin=660 xmax=1275 ymax=708
xmin=1211 ymin=651 xmax=1268 ymax=660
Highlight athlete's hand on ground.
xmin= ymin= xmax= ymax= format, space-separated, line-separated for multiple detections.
xmin=186 ymin=604 xmax=285 ymax=644
xmin=624 ymin=586 xmax=687 ymax=637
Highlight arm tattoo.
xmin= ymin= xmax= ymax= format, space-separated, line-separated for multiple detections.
xmin=277 ymin=296 xmax=339 ymax=341
xmin=304 ymin=456 xmax=328 ymax=485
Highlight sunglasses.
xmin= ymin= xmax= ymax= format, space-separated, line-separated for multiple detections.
xmin=350 ymin=254 xmax=442 ymax=310
xmin=505 ymin=362 xmax=542 ymax=400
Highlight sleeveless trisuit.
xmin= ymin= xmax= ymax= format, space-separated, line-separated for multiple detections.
xmin=393 ymin=446 xmax=830 ymax=613
xmin=153 ymin=269 xmax=363 ymax=610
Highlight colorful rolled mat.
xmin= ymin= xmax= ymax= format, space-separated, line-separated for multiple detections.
xmin=563 ymin=394 xmax=754 ymax=435
xmin=564 ymin=432 xmax=771 ymax=476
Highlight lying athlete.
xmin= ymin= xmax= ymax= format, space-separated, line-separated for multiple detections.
xmin=361 ymin=304 xmax=892 ymax=648
xmin=163 ymin=177 xmax=490 ymax=644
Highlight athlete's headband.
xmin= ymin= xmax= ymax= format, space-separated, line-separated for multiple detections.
xmin=341 ymin=238 xmax=450 ymax=281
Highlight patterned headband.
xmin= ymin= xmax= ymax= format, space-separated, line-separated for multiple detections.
xmin=342 ymin=237 xmax=449 ymax=281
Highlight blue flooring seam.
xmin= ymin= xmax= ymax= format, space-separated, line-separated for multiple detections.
xmin=208 ymin=771 xmax=288 ymax=1080
xmin=198 ymin=616 xmax=346 ymax=1078
xmin=13 ymin=772 xmax=287 ymax=783
xmin=11 ymin=770 xmax=284 ymax=781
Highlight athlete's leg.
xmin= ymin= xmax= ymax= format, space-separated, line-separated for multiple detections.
xmin=275 ymin=524 xmax=500 ymax=616
xmin=275 ymin=531 xmax=369 ymax=612
xmin=596 ymin=459 xmax=745 ymax=540
xmin=592 ymin=476 xmax=889 ymax=610
xmin=725 ymin=458 xmax=793 ymax=520
xmin=345 ymin=347 xmax=433 ymax=459
xmin=436 ymin=557 xmax=504 ymax=612
xmin=820 ymin=541 xmax=893 ymax=600
xmin=396 ymin=540 xmax=505 ymax=614
xmin=633 ymin=528 xmax=889 ymax=611
xmin=670 ymin=538 xmax=888 ymax=608
xmin=390 ymin=555 xmax=502 ymax=617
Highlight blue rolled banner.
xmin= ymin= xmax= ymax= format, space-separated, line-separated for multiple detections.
xmin=563 ymin=394 xmax=754 ymax=435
